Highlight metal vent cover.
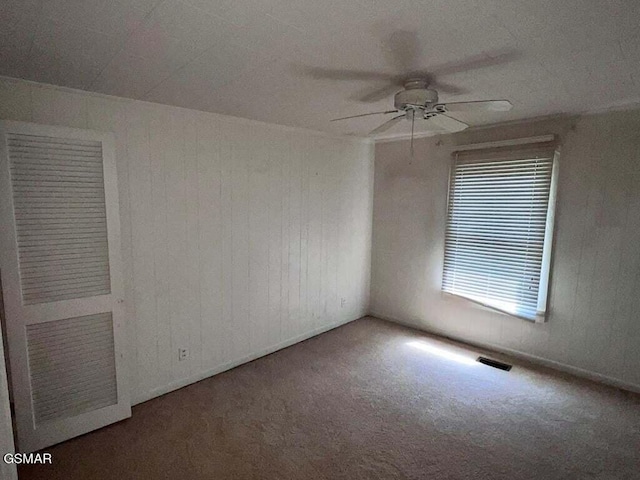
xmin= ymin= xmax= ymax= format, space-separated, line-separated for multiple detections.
xmin=477 ymin=356 xmax=512 ymax=371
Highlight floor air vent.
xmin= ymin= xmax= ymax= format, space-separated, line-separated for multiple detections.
xmin=477 ymin=356 xmax=512 ymax=371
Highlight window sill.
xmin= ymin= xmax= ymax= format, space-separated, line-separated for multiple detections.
xmin=441 ymin=291 xmax=547 ymax=324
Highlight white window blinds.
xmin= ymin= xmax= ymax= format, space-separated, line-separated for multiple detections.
xmin=442 ymin=137 xmax=558 ymax=321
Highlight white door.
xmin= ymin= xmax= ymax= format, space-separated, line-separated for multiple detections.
xmin=0 ymin=120 xmax=130 ymax=453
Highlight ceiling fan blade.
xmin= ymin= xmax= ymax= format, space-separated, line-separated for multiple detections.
xmin=427 ymin=114 xmax=469 ymax=133
xmin=299 ymin=66 xmax=397 ymax=82
xmin=429 ymin=81 xmax=468 ymax=96
xmin=436 ymin=100 xmax=513 ymax=113
xmin=369 ymin=115 xmax=405 ymax=136
xmin=427 ymin=49 xmax=520 ymax=77
xmin=384 ymin=30 xmax=421 ymax=73
xmin=354 ymin=83 xmax=402 ymax=103
xmin=331 ymin=110 xmax=398 ymax=122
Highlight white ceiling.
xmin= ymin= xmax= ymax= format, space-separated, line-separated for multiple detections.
xmin=1 ymin=0 xmax=639 ymax=139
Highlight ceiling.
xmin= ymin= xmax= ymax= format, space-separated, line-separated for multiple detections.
xmin=1 ymin=0 xmax=639 ymax=139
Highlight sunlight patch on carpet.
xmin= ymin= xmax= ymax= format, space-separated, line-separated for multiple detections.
xmin=405 ymin=340 xmax=478 ymax=366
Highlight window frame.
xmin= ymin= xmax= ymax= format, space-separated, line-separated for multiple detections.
xmin=442 ymin=136 xmax=559 ymax=323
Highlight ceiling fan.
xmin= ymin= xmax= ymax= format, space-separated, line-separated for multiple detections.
xmin=300 ymin=30 xmax=517 ymax=145
xmin=330 ymin=79 xmax=512 ymax=137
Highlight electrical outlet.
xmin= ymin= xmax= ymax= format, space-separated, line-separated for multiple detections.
xmin=340 ymin=297 xmax=347 ymax=308
xmin=178 ymin=348 xmax=189 ymax=361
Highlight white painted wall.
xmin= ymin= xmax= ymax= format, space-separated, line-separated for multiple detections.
xmin=371 ymin=111 xmax=640 ymax=392
xmin=0 ymin=77 xmax=374 ymax=404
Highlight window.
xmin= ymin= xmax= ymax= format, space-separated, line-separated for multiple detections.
xmin=442 ymin=136 xmax=558 ymax=322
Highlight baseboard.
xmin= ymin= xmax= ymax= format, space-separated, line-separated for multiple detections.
xmin=370 ymin=312 xmax=640 ymax=395
xmin=132 ymin=313 xmax=364 ymax=405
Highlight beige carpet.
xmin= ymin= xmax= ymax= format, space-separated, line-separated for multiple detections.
xmin=19 ymin=317 xmax=640 ymax=479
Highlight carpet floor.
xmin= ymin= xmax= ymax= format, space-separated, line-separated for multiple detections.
xmin=19 ymin=317 xmax=640 ymax=479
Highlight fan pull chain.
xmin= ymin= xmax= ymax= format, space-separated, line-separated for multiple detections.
xmin=410 ymin=110 xmax=415 ymax=156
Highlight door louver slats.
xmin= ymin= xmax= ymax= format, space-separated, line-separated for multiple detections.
xmin=26 ymin=313 xmax=117 ymax=425
xmin=7 ymin=133 xmax=111 ymax=305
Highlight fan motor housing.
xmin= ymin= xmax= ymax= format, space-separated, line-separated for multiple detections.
xmin=394 ymin=87 xmax=438 ymax=110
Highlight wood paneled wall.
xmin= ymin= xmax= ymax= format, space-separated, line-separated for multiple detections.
xmin=0 ymin=77 xmax=374 ymax=403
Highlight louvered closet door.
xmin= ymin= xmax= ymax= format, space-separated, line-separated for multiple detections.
xmin=0 ymin=121 xmax=130 ymax=453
